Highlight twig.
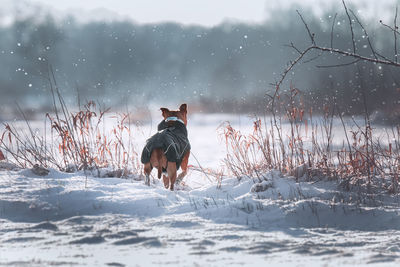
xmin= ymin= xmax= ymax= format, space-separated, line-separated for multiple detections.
xmin=285 ymin=42 xmax=302 ymax=55
xmin=380 ymin=20 xmax=400 ymax=35
xmin=303 ymin=53 xmax=322 ymax=64
xmin=296 ymin=10 xmax=315 ymax=45
xmin=190 ymin=151 xmax=214 ymax=183
xmin=342 ymin=0 xmax=356 ymax=54
xmin=317 ymin=58 xmax=361 ymax=68
xmin=395 ymin=6 xmax=398 ymax=63
xmin=349 ymin=9 xmax=378 ymax=60
xmin=331 ymin=13 xmax=338 ymax=49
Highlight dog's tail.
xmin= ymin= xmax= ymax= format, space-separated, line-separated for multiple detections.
xmin=156 ymin=149 xmax=163 ymax=179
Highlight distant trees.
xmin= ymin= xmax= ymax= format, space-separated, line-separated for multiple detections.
xmin=0 ymin=4 xmax=399 ymax=116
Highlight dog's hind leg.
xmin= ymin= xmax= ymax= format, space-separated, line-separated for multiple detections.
xmin=162 ymin=174 xmax=169 ymax=189
xmin=144 ymin=163 xmax=152 ymax=186
xmin=162 ymin=161 xmax=170 ymax=188
xmin=167 ymin=162 xmax=177 ymax=191
xmin=177 ymin=151 xmax=190 ymax=184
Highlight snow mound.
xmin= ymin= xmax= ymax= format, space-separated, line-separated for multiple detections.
xmin=1 ymin=168 xmax=399 ymax=231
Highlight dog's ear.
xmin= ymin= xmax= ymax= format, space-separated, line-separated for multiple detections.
xmin=160 ymin=107 xmax=169 ymax=118
xmin=179 ymin=104 xmax=187 ymax=113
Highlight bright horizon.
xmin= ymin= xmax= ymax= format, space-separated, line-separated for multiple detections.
xmin=5 ymin=0 xmax=397 ymax=26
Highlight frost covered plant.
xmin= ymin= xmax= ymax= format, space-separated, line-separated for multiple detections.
xmin=221 ymin=120 xmax=271 ymax=181
xmin=221 ymin=105 xmax=400 ymax=193
xmin=0 ymin=77 xmax=140 ymax=177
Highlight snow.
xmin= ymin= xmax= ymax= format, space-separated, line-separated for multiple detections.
xmin=1 ymin=114 xmax=400 ymax=266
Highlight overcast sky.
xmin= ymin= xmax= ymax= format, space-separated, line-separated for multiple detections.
xmin=6 ymin=0 xmax=400 ymax=26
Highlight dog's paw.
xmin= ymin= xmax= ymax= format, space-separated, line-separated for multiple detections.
xmin=144 ymin=176 xmax=151 ymax=186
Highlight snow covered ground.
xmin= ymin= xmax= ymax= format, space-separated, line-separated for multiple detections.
xmin=1 ymin=114 xmax=400 ymax=266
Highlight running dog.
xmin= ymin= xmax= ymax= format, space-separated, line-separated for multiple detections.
xmin=141 ymin=104 xmax=190 ymax=190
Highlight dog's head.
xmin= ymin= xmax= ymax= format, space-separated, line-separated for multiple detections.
xmin=160 ymin=104 xmax=188 ymax=126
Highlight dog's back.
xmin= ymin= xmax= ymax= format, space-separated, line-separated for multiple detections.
xmin=141 ymin=121 xmax=190 ymax=170
xmin=141 ymin=104 xmax=190 ymax=190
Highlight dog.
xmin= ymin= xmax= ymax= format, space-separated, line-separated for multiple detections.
xmin=141 ymin=104 xmax=190 ymax=190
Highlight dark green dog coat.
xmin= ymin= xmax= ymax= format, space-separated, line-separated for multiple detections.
xmin=141 ymin=120 xmax=190 ymax=170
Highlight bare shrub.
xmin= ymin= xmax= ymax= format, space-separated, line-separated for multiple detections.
xmin=0 ymin=77 xmax=140 ymax=177
xmin=221 ymin=100 xmax=400 ymax=193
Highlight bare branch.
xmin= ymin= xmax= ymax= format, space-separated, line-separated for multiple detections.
xmin=317 ymin=58 xmax=361 ymax=68
xmin=296 ymin=10 xmax=315 ymax=45
xmin=331 ymin=13 xmax=338 ymax=49
xmin=312 ymin=46 xmax=400 ymax=66
xmin=349 ymin=9 xmax=378 ymax=60
xmin=284 ymin=42 xmax=302 ymax=55
xmin=303 ymin=53 xmax=322 ymax=64
xmin=342 ymin=0 xmax=356 ymax=53
xmin=395 ymin=6 xmax=398 ymax=63
xmin=275 ymin=46 xmax=314 ymax=90
xmin=276 ymin=44 xmax=400 ymax=93
xmin=374 ymin=50 xmax=393 ymax=62
xmin=380 ymin=20 xmax=400 ymax=35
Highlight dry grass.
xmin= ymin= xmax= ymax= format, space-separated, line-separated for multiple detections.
xmin=221 ymin=87 xmax=400 ymax=194
xmin=0 ymin=86 xmax=140 ymax=178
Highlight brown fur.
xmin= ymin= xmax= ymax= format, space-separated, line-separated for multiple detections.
xmin=143 ymin=104 xmax=190 ymax=191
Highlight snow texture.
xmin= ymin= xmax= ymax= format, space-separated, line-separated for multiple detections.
xmin=1 ymin=114 xmax=400 ymax=266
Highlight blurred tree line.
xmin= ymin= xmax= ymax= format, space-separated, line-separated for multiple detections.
xmin=0 ymin=6 xmax=399 ymax=121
